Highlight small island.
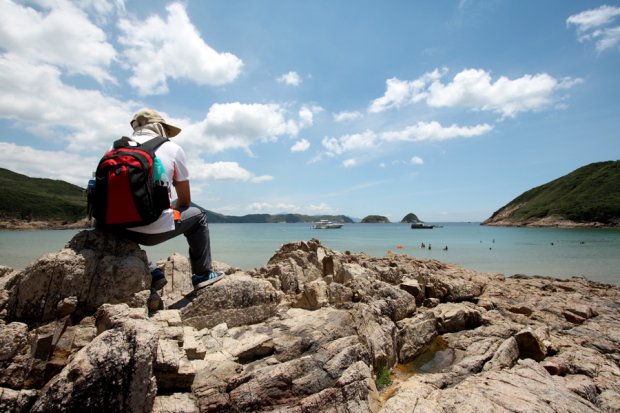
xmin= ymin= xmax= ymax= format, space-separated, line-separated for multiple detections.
xmin=400 ymin=213 xmax=421 ymax=223
xmin=361 ymin=215 xmax=390 ymax=223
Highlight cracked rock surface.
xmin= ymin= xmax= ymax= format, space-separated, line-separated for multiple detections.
xmin=0 ymin=230 xmax=618 ymax=412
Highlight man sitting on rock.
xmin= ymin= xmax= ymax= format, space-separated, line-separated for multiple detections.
xmin=101 ymin=109 xmax=223 ymax=290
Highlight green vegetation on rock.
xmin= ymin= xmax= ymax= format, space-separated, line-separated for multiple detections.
xmin=361 ymin=215 xmax=390 ymax=223
xmin=483 ymin=161 xmax=620 ymax=226
xmin=375 ymin=366 xmax=392 ymax=391
xmin=0 ymin=168 xmax=87 ymax=223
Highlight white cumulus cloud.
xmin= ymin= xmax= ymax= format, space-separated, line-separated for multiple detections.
xmin=342 ymin=158 xmax=357 ymax=168
xmin=277 ymin=71 xmax=301 ymax=86
xmin=191 ymin=161 xmax=273 ymax=183
xmin=368 ymin=69 xmax=445 ymax=113
xmin=369 ymin=68 xmax=581 ymax=118
xmin=567 ymin=5 xmax=620 ymax=52
xmin=118 ymin=2 xmax=243 ymax=95
xmin=410 ymin=156 xmax=424 ymax=165
xmin=291 ymin=139 xmax=310 ymax=152
xmin=184 ymin=102 xmax=307 ymax=154
xmin=0 ymin=0 xmax=117 ymax=83
xmin=426 ymin=69 xmax=579 ymax=118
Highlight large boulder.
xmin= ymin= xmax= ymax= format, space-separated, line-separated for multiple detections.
xmin=8 ymin=230 xmax=150 ymax=324
xmin=180 ymin=273 xmax=283 ymax=330
xmin=30 ymin=315 xmax=158 ymax=413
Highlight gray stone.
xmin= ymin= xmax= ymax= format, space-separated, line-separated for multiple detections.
xmin=0 ymin=323 xmax=32 ymax=390
xmin=181 ymin=273 xmax=282 ymax=329
xmin=30 ymin=319 xmax=158 ymax=413
xmin=397 ymin=312 xmax=438 ymax=363
xmin=0 ymin=387 xmax=38 ymax=413
xmin=9 ymin=230 xmax=150 ymax=324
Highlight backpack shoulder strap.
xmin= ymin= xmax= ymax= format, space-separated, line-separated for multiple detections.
xmin=112 ymin=136 xmax=133 ymax=149
xmin=136 ymin=136 xmax=169 ymax=154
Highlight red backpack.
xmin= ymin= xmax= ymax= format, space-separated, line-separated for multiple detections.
xmin=92 ymin=136 xmax=170 ymax=229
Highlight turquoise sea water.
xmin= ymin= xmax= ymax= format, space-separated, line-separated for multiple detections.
xmin=1 ymin=223 xmax=619 ymax=285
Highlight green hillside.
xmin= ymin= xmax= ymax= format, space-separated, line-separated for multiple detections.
xmin=483 ymin=161 xmax=620 ymax=226
xmin=0 ymin=168 xmax=87 ymax=222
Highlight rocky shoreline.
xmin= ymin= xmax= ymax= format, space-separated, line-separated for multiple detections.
xmin=0 ymin=218 xmax=92 ymax=231
xmin=481 ymin=210 xmax=619 ymax=228
xmin=482 ymin=218 xmax=618 ymax=228
xmin=0 ymin=230 xmax=619 ymax=412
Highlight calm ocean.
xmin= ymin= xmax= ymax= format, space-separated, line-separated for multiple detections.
xmin=1 ymin=223 xmax=619 ymax=285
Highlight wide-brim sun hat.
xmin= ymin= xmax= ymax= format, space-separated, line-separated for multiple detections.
xmin=130 ymin=108 xmax=182 ymax=137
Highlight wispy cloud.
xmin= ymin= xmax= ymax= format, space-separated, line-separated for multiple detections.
xmin=381 ymin=121 xmax=492 ymax=142
xmin=247 ymin=201 xmax=335 ymax=214
xmin=567 ymin=5 xmax=620 ymax=53
xmin=333 ymin=111 xmax=363 ymax=122
xmin=322 ymin=130 xmax=378 ymax=156
xmin=320 ymin=120 xmax=491 ymax=160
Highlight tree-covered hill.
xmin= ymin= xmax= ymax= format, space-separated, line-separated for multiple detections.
xmin=483 ymin=161 xmax=620 ymax=227
xmin=0 ymin=168 xmax=87 ymax=223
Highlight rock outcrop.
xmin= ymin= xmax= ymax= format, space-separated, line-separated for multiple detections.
xmin=0 ymin=230 xmax=619 ymax=412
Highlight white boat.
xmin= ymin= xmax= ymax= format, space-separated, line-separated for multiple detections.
xmin=313 ymin=219 xmax=343 ymax=229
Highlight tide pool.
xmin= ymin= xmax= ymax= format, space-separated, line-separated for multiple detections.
xmin=1 ymin=223 xmax=619 ymax=285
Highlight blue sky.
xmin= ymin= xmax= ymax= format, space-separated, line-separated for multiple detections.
xmin=0 ymin=1 xmax=619 ymax=222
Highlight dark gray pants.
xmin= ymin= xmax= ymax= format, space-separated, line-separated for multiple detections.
xmin=121 ymin=207 xmax=212 ymax=276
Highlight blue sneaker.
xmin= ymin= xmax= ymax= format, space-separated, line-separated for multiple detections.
xmin=192 ymin=271 xmax=225 ymax=290
xmin=151 ymin=268 xmax=167 ymax=290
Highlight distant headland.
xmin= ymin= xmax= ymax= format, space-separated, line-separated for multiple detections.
xmin=482 ymin=161 xmax=620 ymax=228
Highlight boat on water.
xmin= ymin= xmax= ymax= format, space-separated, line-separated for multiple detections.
xmin=411 ymin=222 xmax=435 ymax=229
xmin=314 ymin=220 xmax=343 ymax=229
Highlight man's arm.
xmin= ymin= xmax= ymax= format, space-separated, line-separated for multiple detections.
xmin=173 ymin=180 xmax=191 ymax=209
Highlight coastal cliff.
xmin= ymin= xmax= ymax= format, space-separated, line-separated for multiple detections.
xmin=483 ymin=161 xmax=620 ymax=228
xmin=0 ymin=231 xmax=619 ymax=412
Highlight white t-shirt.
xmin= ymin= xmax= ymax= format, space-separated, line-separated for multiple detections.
xmin=125 ymin=130 xmax=190 ymax=234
